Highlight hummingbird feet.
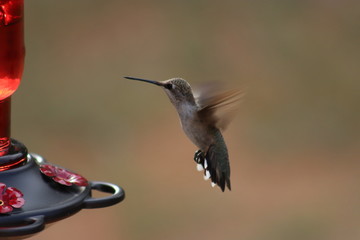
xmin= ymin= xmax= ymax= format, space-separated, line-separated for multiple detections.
xmin=193 ymin=150 xmax=216 ymax=188
xmin=194 ymin=150 xmax=204 ymax=163
xmin=194 ymin=150 xmax=206 ymax=171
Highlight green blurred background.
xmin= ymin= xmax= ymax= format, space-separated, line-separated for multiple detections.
xmin=12 ymin=0 xmax=360 ymax=239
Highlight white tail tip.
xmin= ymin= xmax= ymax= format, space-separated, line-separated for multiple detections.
xmin=196 ymin=164 xmax=204 ymax=171
xmin=203 ymin=170 xmax=211 ymax=180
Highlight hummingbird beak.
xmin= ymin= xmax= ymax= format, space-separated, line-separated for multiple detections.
xmin=124 ymin=76 xmax=164 ymax=86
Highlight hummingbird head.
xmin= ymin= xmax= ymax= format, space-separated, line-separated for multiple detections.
xmin=125 ymin=77 xmax=196 ymax=107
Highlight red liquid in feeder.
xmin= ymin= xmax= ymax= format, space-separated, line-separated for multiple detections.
xmin=0 ymin=0 xmax=24 ymax=100
xmin=0 ymin=0 xmax=24 ymax=159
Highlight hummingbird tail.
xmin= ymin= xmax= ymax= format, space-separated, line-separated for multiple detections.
xmin=194 ymin=145 xmax=231 ymax=192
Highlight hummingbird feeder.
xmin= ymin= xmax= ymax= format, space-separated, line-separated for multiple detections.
xmin=0 ymin=0 xmax=125 ymax=238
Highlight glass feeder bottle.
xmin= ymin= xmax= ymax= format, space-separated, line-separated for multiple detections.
xmin=0 ymin=0 xmax=26 ymax=169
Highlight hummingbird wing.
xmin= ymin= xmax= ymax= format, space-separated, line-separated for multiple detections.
xmin=195 ymin=87 xmax=244 ymax=130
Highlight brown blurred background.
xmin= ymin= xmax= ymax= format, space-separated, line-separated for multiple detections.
xmin=12 ymin=0 xmax=360 ymax=239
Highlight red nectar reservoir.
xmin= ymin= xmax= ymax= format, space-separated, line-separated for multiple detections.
xmin=0 ymin=0 xmax=25 ymax=166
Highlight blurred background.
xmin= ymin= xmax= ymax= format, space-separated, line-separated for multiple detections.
xmin=12 ymin=0 xmax=360 ymax=239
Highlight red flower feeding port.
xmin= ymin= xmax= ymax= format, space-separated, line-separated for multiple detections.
xmin=0 ymin=183 xmax=25 ymax=214
xmin=39 ymin=164 xmax=88 ymax=187
xmin=0 ymin=1 xmax=125 ymax=238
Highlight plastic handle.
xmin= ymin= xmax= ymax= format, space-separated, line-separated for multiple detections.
xmin=83 ymin=181 xmax=125 ymax=209
xmin=0 ymin=215 xmax=45 ymax=237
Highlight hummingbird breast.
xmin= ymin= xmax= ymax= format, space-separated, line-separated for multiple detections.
xmin=177 ymin=103 xmax=214 ymax=151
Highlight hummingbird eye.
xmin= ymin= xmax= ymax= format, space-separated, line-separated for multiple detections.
xmin=164 ymin=83 xmax=173 ymax=90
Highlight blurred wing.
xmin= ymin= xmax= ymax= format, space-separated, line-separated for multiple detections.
xmin=196 ymin=87 xmax=244 ymax=130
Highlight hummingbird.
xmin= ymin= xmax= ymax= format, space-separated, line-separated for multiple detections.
xmin=125 ymin=76 xmax=242 ymax=191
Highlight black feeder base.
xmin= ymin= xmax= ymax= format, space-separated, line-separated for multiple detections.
xmin=0 ymin=140 xmax=125 ymax=239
